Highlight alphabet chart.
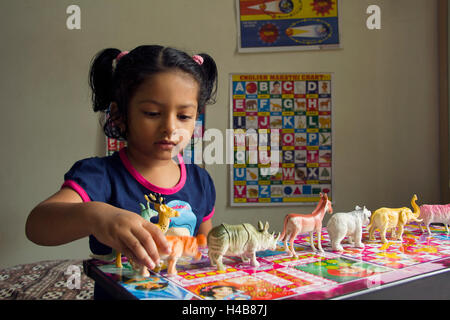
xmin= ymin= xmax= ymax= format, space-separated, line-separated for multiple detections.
xmin=230 ymin=73 xmax=333 ymax=206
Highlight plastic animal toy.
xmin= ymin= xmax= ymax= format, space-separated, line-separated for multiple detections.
xmin=419 ymin=203 xmax=450 ymax=235
xmin=207 ymin=221 xmax=280 ymax=271
xmin=139 ymin=194 xmax=160 ymax=221
xmin=148 ymin=193 xmax=180 ymax=233
xmin=367 ymin=194 xmax=422 ymax=243
xmin=280 ymin=193 xmax=333 ymax=256
xmin=90 ymin=194 xmax=159 ymax=266
xmin=116 ymin=193 xmax=179 ymax=269
xmin=132 ymin=234 xmax=207 ymax=277
xmin=326 ymin=205 xmax=371 ymax=252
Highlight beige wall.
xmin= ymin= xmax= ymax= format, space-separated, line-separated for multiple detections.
xmin=0 ymin=0 xmax=440 ymax=268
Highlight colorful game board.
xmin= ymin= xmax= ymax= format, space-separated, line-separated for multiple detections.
xmin=84 ymin=223 xmax=450 ymax=300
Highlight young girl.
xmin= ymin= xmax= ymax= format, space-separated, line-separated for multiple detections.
xmin=25 ymin=45 xmax=218 ymax=298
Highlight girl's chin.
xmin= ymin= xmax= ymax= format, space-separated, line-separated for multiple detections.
xmin=153 ymin=147 xmax=182 ymax=160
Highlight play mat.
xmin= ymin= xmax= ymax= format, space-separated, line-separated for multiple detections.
xmin=83 ymin=222 xmax=450 ymax=300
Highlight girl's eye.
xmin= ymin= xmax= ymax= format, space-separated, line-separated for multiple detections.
xmin=178 ymin=114 xmax=193 ymax=120
xmin=144 ymin=111 xmax=159 ymax=117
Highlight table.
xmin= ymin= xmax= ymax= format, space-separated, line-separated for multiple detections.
xmin=83 ymin=223 xmax=450 ymax=300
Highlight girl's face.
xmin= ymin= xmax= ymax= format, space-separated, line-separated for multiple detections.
xmin=125 ymin=71 xmax=199 ymax=161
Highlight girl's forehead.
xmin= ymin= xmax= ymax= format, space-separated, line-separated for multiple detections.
xmin=131 ymin=71 xmax=199 ymax=99
xmin=129 ymin=71 xmax=199 ymax=109
xmin=144 ymin=70 xmax=199 ymax=88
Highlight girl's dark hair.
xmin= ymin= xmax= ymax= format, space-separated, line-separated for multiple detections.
xmin=89 ymin=45 xmax=218 ymax=140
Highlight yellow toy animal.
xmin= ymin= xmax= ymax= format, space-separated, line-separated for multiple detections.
xmin=116 ymin=193 xmax=180 ymax=268
xmin=367 ymin=194 xmax=422 ymax=243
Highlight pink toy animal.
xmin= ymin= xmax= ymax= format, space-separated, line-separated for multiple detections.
xmin=280 ymin=193 xmax=333 ymax=256
xmin=419 ymin=204 xmax=450 ymax=235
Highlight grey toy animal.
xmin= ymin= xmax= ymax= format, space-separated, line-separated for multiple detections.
xmin=207 ymin=221 xmax=280 ymax=271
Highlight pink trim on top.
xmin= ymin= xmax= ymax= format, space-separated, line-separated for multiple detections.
xmin=61 ymin=180 xmax=91 ymax=202
xmin=202 ymin=207 xmax=215 ymax=222
xmin=119 ymin=148 xmax=186 ymax=195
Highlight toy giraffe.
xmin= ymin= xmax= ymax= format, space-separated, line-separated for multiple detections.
xmin=148 ymin=193 xmax=180 ymax=233
xmin=115 ymin=193 xmax=179 ymax=268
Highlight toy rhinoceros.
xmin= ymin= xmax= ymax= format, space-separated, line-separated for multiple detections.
xmin=207 ymin=221 xmax=280 ymax=271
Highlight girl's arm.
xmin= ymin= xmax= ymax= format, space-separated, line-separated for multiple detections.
xmin=197 ymin=219 xmax=212 ymax=236
xmin=25 ymin=188 xmax=170 ymax=270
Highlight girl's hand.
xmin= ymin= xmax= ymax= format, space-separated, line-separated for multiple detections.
xmin=91 ymin=205 xmax=171 ymax=270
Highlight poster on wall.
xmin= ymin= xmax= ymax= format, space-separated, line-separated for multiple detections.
xmin=230 ymin=73 xmax=333 ymax=206
xmin=106 ymin=113 xmax=205 ymax=166
xmin=237 ymin=0 xmax=341 ymax=52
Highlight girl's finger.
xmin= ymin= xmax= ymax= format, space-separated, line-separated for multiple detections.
xmin=143 ymin=221 xmax=171 ymax=255
xmin=131 ymin=226 xmax=161 ymax=267
xmin=115 ymin=239 xmax=139 ymax=263
xmin=121 ymin=233 xmax=155 ymax=270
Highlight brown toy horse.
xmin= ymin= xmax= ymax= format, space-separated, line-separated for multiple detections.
xmin=280 ymin=193 xmax=333 ymax=256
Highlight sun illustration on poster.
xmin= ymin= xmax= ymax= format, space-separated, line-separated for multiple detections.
xmin=310 ymin=0 xmax=335 ymax=16
xmin=258 ymin=23 xmax=280 ymax=44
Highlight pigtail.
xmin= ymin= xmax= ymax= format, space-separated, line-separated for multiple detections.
xmin=89 ymin=48 xmax=121 ymax=112
xmin=196 ymin=53 xmax=218 ymax=112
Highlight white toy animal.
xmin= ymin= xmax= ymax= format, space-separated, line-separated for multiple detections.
xmin=326 ymin=206 xmax=371 ymax=252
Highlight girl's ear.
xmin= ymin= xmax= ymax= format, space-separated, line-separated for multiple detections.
xmin=109 ymin=102 xmax=126 ymax=133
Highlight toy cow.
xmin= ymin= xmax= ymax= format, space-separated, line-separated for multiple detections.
xmin=419 ymin=204 xmax=450 ymax=235
xmin=326 ymin=206 xmax=371 ymax=252
xmin=207 ymin=221 xmax=280 ymax=271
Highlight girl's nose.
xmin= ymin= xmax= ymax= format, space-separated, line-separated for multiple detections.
xmin=162 ymin=114 xmax=177 ymax=137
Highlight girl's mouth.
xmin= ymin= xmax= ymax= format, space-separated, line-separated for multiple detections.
xmin=155 ymin=140 xmax=177 ymax=150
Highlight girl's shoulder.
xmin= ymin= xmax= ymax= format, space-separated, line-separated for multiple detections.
xmin=73 ymin=151 xmax=121 ymax=165
xmin=66 ymin=152 xmax=122 ymax=178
